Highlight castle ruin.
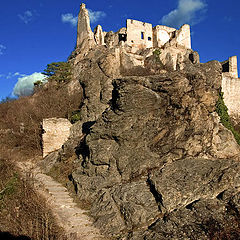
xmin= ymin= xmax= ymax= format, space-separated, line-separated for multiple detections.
xmin=76 ymin=3 xmax=191 ymax=54
xmin=41 ymin=3 xmax=240 ymax=157
xmin=75 ymin=3 xmax=240 ymax=119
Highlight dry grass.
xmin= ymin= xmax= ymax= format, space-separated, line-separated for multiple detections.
xmin=0 ymin=158 xmax=66 ymax=240
xmin=0 ymin=81 xmax=83 ymax=157
xmin=0 ymin=80 xmax=83 ymax=239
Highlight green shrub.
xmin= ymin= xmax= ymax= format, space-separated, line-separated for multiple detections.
xmin=153 ymin=48 xmax=161 ymax=62
xmin=70 ymin=110 xmax=81 ymax=123
xmin=216 ymin=91 xmax=240 ymax=144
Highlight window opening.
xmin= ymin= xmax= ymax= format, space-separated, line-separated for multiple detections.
xmin=148 ymin=37 xmax=152 ymax=41
xmin=189 ymin=53 xmax=194 ymax=63
xmin=222 ymin=62 xmax=229 ymax=73
xmin=141 ymin=32 xmax=145 ymax=40
xmin=118 ymin=34 xmax=127 ymax=42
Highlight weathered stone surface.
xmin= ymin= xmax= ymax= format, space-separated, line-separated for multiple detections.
xmin=42 ymin=118 xmax=72 ymax=157
xmin=131 ymin=195 xmax=240 ymax=240
xmin=49 ymin=45 xmax=240 ymax=239
xmin=77 ymin=3 xmax=95 ymax=48
xmin=75 ymin=3 xmax=96 ymax=63
xmin=91 ymin=181 xmax=161 ymax=236
xmin=149 ymin=158 xmax=240 ymax=213
xmin=61 ymin=55 xmax=240 ymax=238
xmin=72 ymin=47 xmax=121 ymax=123
xmin=94 ymin=25 xmax=105 ymax=46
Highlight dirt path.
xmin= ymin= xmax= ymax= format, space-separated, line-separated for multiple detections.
xmin=17 ymin=160 xmax=106 ymax=240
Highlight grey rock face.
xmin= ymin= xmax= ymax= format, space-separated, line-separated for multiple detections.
xmin=149 ymin=158 xmax=240 ymax=213
xmin=55 ymin=48 xmax=240 ymax=239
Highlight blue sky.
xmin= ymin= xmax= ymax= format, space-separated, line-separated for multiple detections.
xmin=0 ymin=0 xmax=239 ymax=100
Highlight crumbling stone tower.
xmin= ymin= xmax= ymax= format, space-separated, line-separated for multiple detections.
xmin=76 ymin=3 xmax=191 ymax=54
xmin=76 ymin=3 xmax=96 ymax=57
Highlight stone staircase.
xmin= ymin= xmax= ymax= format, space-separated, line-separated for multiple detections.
xmin=17 ymin=161 xmax=106 ymax=240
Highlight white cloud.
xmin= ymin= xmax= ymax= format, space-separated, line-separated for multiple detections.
xmin=6 ymin=72 xmax=26 ymax=79
xmin=61 ymin=9 xmax=106 ymax=27
xmin=18 ymin=10 xmax=33 ymax=24
xmin=0 ymin=45 xmax=6 ymax=55
xmin=61 ymin=13 xmax=78 ymax=27
xmin=161 ymin=0 xmax=207 ymax=28
xmin=14 ymin=72 xmax=24 ymax=77
xmin=13 ymin=72 xmax=46 ymax=97
xmin=88 ymin=9 xmax=106 ymax=24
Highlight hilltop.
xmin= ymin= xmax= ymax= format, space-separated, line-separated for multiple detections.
xmin=1 ymin=3 xmax=240 ymax=240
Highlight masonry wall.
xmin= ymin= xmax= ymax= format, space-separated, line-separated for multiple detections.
xmin=176 ymin=24 xmax=191 ymax=49
xmin=229 ymin=56 xmax=238 ymax=78
xmin=153 ymin=25 xmax=176 ymax=48
xmin=222 ymin=75 xmax=240 ymax=116
xmin=42 ymin=118 xmax=72 ymax=157
xmin=126 ymin=19 xmax=153 ymax=49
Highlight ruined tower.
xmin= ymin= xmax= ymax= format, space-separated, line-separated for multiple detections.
xmin=76 ymin=3 xmax=95 ymax=49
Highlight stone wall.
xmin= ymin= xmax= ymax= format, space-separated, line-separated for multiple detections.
xmin=74 ymin=3 xmax=192 ymax=62
xmin=221 ymin=56 xmax=240 ymax=118
xmin=126 ymin=19 xmax=153 ymax=49
xmin=153 ymin=25 xmax=176 ymax=47
xmin=42 ymin=118 xmax=72 ymax=157
xmin=222 ymin=75 xmax=240 ymax=116
xmin=176 ymin=24 xmax=191 ymax=49
xmin=222 ymin=56 xmax=238 ymax=79
xmin=77 ymin=3 xmax=95 ymax=48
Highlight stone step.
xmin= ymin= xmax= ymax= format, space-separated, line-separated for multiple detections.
xmin=47 ymin=189 xmax=68 ymax=194
xmin=55 ymin=203 xmax=77 ymax=208
xmin=49 ymin=191 xmax=70 ymax=196
xmin=17 ymin=160 xmax=106 ymax=239
xmin=50 ymin=195 xmax=72 ymax=201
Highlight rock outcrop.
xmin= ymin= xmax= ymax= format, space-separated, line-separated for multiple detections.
xmin=75 ymin=3 xmax=96 ymax=62
xmin=44 ymin=45 xmax=240 ymax=239
xmin=94 ymin=25 xmax=105 ymax=46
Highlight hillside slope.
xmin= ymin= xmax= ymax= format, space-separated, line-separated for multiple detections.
xmin=43 ymin=46 xmax=240 ymax=239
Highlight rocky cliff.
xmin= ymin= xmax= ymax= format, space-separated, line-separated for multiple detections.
xmin=44 ymin=45 xmax=240 ymax=239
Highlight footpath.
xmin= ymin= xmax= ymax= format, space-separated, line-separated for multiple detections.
xmin=17 ymin=160 xmax=106 ymax=240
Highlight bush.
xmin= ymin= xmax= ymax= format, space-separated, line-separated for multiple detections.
xmin=70 ymin=110 xmax=81 ymax=124
xmin=153 ymin=48 xmax=161 ymax=59
xmin=216 ymin=91 xmax=240 ymax=144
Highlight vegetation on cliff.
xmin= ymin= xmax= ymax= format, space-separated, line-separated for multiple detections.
xmin=42 ymin=62 xmax=72 ymax=84
xmin=216 ymin=91 xmax=240 ymax=144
